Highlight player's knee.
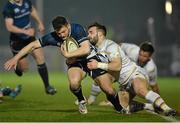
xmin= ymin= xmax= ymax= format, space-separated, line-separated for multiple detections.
xmin=136 ymin=88 xmax=148 ymax=97
xmin=69 ymin=77 xmax=81 ymax=85
xmin=104 ymin=88 xmax=115 ymax=96
xmin=69 ymin=84 xmax=79 ymax=92
xmin=35 ymin=57 xmax=45 ymax=64
xmin=69 ymin=82 xmax=80 ymax=91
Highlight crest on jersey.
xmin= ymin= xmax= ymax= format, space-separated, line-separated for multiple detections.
xmin=14 ymin=8 xmax=20 ymax=13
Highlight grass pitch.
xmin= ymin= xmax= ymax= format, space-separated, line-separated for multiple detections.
xmin=0 ymin=72 xmax=180 ymax=122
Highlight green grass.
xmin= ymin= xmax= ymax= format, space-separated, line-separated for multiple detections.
xmin=0 ymin=72 xmax=180 ymax=122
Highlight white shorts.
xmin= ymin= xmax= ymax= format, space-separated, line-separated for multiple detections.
xmin=119 ymin=66 xmax=149 ymax=92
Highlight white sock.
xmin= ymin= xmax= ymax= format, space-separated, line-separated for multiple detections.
xmin=89 ymin=83 xmax=101 ymax=98
xmin=145 ymin=91 xmax=171 ymax=111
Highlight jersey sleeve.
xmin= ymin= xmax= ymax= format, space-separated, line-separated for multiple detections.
xmin=26 ymin=0 xmax=32 ymax=11
xmin=146 ymin=60 xmax=158 ymax=85
xmin=72 ymin=24 xmax=88 ymax=44
xmin=39 ymin=32 xmax=63 ymax=47
xmin=106 ymin=41 xmax=120 ymax=60
xmin=2 ymin=4 xmax=14 ymax=18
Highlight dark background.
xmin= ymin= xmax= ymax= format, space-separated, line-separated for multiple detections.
xmin=0 ymin=0 xmax=180 ymax=76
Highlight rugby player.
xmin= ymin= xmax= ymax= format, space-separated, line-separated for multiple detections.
xmin=89 ymin=42 xmax=159 ymax=106
xmin=4 ymin=16 xmax=123 ymax=114
xmin=2 ymin=0 xmax=56 ymax=95
xmin=86 ymin=22 xmax=176 ymax=116
xmin=0 ymin=84 xmax=22 ymax=103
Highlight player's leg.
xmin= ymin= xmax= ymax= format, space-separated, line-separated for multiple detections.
xmin=31 ymin=48 xmax=56 ymax=95
xmin=150 ymin=83 xmax=160 ymax=94
xmin=10 ymin=40 xmax=29 ymax=76
xmin=94 ymin=73 xmax=123 ymax=112
xmin=68 ymin=67 xmax=87 ymax=114
xmin=132 ymin=77 xmax=176 ymax=116
xmin=88 ymin=82 xmax=102 ymax=105
xmin=75 ymin=82 xmax=101 ymax=105
xmin=0 ymin=85 xmax=22 ymax=98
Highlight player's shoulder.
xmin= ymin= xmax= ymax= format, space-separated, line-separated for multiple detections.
xmin=71 ymin=23 xmax=86 ymax=32
xmin=3 ymin=1 xmax=13 ymax=10
xmin=121 ymin=43 xmax=139 ymax=50
xmin=144 ymin=59 xmax=157 ymax=73
xmin=105 ymin=39 xmax=118 ymax=47
xmin=70 ymin=23 xmax=87 ymax=42
xmin=121 ymin=43 xmax=139 ymax=57
xmin=2 ymin=1 xmax=14 ymax=16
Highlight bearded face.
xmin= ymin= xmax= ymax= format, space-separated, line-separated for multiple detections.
xmin=88 ymin=27 xmax=99 ymax=46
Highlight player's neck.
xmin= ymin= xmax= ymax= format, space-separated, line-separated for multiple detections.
xmin=11 ymin=0 xmax=23 ymax=6
xmin=97 ymin=36 xmax=105 ymax=47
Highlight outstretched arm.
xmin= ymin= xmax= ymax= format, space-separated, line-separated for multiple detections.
xmin=4 ymin=40 xmax=41 ymax=70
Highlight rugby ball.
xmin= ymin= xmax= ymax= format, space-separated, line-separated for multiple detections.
xmin=64 ymin=37 xmax=79 ymax=52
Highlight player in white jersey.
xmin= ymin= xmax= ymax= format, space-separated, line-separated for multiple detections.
xmin=87 ymin=43 xmax=159 ymax=106
xmin=120 ymin=42 xmax=159 ymax=94
xmin=86 ymin=22 xmax=176 ymax=116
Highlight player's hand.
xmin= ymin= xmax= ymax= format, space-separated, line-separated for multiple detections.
xmin=60 ymin=45 xmax=70 ymax=58
xmin=38 ymin=23 xmax=45 ymax=34
xmin=4 ymin=58 xmax=18 ymax=70
xmin=87 ymin=59 xmax=98 ymax=70
xmin=24 ymin=28 xmax=35 ymax=36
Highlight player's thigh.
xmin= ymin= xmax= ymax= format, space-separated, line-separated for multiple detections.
xmin=31 ymin=48 xmax=45 ymax=64
xmin=94 ymin=73 xmax=114 ymax=94
xmin=132 ymin=77 xmax=149 ymax=97
xmin=18 ymin=57 xmax=29 ymax=71
xmin=68 ymin=67 xmax=86 ymax=86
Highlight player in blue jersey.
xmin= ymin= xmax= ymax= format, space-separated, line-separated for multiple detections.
xmin=0 ymin=84 xmax=22 ymax=103
xmin=2 ymin=0 xmax=56 ymax=95
xmin=4 ymin=16 xmax=123 ymax=114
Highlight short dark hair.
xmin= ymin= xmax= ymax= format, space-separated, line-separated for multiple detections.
xmin=52 ymin=16 xmax=68 ymax=31
xmin=88 ymin=22 xmax=107 ymax=36
xmin=140 ymin=42 xmax=155 ymax=55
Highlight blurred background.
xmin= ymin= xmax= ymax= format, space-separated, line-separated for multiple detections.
xmin=0 ymin=0 xmax=180 ymax=76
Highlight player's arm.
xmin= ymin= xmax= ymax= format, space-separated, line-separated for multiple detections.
xmin=4 ymin=18 xmax=34 ymax=36
xmin=30 ymin=6 xmax=45 ymax=33
xmin=87 ymin=54 xmax=121 ymax=71
xmin=4 ymin=40 xmax=41 ymax=70
xmin=88 ymin=44 xmax=121 ymax=71
xmin=60 ymin=40 xmax=90 ymax=58
xmin=148 ymin=64 xmax=160 ymax=94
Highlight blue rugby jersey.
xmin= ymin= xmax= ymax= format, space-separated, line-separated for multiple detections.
xmin=2 ymin=0 xmax=33 ymax=41
xmin=39 ymin=23 xmax=97 ymax=60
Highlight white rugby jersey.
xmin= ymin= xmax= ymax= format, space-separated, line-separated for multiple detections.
xmin=97 ymin=39 xmax=140 ymax=85
xmin=121 ymin=43 xmax=157 ymax=85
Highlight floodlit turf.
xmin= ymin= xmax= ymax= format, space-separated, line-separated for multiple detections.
xmin=0 ymin=72 xmax=180 ymax=122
